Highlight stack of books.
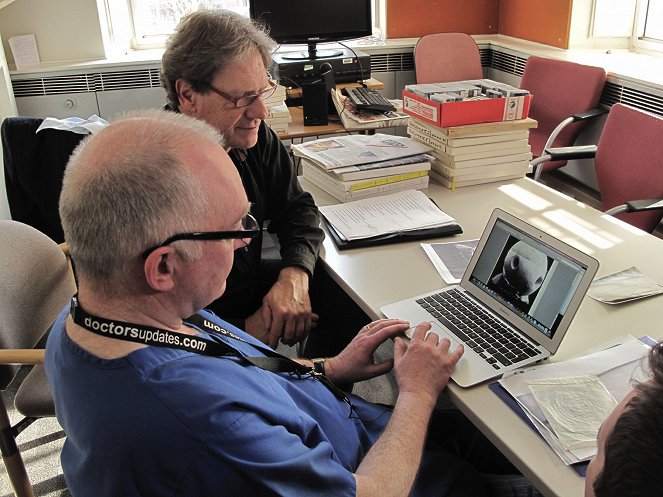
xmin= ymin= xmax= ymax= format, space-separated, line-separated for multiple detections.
xmin=264 ymin=85 xmax=291 ymax=136
xmin=291 ymin=133 xmax=433 ymax=203
xmin=407 ymin=117 xmax=537 ymax=189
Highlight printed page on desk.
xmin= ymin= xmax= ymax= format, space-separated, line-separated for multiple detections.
xmin=319 ymin=190 xmax=456 ymax=241
xmin=497 ymin=336 xmax=651 ymax=465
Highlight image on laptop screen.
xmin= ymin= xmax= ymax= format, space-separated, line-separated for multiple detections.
xmin=467 ymin=217 xmax=587 ymax=341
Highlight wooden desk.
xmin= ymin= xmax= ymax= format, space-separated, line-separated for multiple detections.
xmin=279 ymin=79 xmax=385 ymax=140
xmin=303 ymin=177 xmax=663 ymax=497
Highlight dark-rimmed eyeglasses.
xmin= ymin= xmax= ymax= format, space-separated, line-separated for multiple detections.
xmin=206 ymin=80 xmax=278 ymax=108
xmin=141 ymin=213 xmax=260 ymax=259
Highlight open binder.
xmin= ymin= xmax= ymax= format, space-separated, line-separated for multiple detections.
xmin=324 ymin=218 xmax=462 ymax=250
xmin=318 ymin=190 xmax=463 ymax=250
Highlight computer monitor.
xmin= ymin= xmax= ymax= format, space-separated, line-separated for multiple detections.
xmin=249 ymin=0 xmax=372 ymax=60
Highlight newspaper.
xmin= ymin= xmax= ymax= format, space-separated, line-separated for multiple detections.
xmin=291 ymin=133 xmax=432 ymax=171
xmin=330 ymin=88 xmax=410 ymax=131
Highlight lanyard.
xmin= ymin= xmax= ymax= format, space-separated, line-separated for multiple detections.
xmin=69 ymin=296 xmax=352 ymax=408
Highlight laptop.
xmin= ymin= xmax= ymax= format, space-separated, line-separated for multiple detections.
xmin=381 ymin=208 xmax=599 ymax=387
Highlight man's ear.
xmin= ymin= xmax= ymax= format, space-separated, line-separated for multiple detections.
xmin=176 ymin=79 xmax=199 ymax=114
xmin=143 ymin=248 xmax=177 ymax=292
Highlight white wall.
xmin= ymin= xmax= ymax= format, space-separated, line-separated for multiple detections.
xmin=0 ymin=0 xmax=104 ymax=67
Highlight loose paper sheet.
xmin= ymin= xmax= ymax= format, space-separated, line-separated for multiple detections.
xmin=526 ymin=375 xmax=617 ymax=451
xmin=8 ymin=34 xmax=40 ymax=70
xmin=588 ymin=266 xmax=663 ymax=304
xmin=421 ymin=239 xmax=479 ymax=283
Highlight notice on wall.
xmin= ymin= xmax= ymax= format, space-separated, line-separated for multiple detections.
xmin=8 ymin=34 xmax=41 ymax=70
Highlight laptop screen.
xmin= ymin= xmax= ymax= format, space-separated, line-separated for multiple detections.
xmin=467 ymin=217 xmax=589 ymax=341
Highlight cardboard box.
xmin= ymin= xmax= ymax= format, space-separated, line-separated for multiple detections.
xmin=402 ymin=90 xmax=531 ymax=128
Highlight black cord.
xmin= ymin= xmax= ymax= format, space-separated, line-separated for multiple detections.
xmin=338 ymin=41 xmax=368 ymax=86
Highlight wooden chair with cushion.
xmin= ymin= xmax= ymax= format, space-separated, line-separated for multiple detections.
xmin=0 ymin=220 xmax=76 ymax=497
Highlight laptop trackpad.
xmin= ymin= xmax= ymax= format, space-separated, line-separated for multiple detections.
xmin=426 ymin=321 xmax=495 ymax=388
xmin=427 ymin=322 xmax=463 ymax=352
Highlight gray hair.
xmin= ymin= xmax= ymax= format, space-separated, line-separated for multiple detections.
xmin=59 ymin=109 xmax=222 ymax=291
xmin=161 ymin=9 xmax=276 ymax=111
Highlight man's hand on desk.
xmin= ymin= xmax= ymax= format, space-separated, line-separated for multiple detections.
xmin=245 ymin=266 xmax=318 ymax=348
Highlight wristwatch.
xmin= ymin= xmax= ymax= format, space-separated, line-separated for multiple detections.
xmin=311 ymin=358 xmax=326 ymax=375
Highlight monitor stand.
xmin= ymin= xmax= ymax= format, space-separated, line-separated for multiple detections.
xmin=279 ymin=42 xmax=342 ymax=60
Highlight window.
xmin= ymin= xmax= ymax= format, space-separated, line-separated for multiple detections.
xmin=101 ymin=0 xmax=384 ymax=52
xmin=633 ymin=0 xmax=663 ymax=51
xmin=130 ymin=0 xmax=250 ymax=48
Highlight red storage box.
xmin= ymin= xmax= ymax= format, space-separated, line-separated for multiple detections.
xmin=402 ymin=90 xmax=531 ymax=128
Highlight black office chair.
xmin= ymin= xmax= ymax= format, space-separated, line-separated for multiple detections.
xmin=2 ymin=117 xmax=87 ymax=243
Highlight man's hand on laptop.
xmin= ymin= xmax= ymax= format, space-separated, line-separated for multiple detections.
xmin=394 ymin=322 xmax=464 ymax=408
xmin=324 ymin=319 xmax=410 ymax=385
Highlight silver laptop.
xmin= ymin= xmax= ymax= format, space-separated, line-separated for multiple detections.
xmin=381 ymin=208 xmax=599 ymax=387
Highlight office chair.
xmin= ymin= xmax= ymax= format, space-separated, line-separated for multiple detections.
xmin=414 ymin=33 xmax=483 ymax=84
xmin=2 ymin=117 xmax=87 ymax=244
xmin=519 ymin=56 xmax=607 ymax=181
xmin=0 ymin=220 xmax=77 ymax=497
xmin=537 ymin=103 xmax=663 ymax=233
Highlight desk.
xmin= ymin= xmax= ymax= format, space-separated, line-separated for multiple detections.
xmin=302 ymin=176 xmax=663 ymax=497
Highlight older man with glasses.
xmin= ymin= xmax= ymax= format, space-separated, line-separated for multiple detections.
xmin=160 ymin=9 xmax=369 ymax=355
xmin=46 ymin=109 xmax=492 ymax=497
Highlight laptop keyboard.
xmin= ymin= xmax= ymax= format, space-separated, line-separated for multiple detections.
xmin=416 ymin=289 xmax=541 ymax=370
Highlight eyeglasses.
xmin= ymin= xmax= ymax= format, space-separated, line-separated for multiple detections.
xmin=206 ymin=79 xmax=278 ymax=108
xmin=141 ymin=213 xmax=260 ymax=259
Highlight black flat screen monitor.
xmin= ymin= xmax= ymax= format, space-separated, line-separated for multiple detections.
xmin=249 ymin=0 xmax=372 ymax=60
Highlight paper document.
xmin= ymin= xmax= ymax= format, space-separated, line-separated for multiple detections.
xmin=526 ymin=375 xmax=617 ymax=451
xmin=588 ymin=266 xmax=663 ymax=304
xmin=498 ymin=336 xmax=651 ymax=464
xmin=319 ymin=190 xmax=456 ymax=241
xmin=421 ymin=239 xmax=479 ymax=283
xmin=291 ymin=133 xmax=432 ymax=170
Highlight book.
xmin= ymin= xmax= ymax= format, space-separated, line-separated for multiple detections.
xmin=291 ymin=133 xmax=432 ymax=170
xmin=409 ymin=116 xmax=538 ymax=138
xmin=318 ymin=189 xmax=462 ymax=249
xmin=432 ymin=151 xmax=532 ymax=170
xmin=303 ymin=161 xmax=430 ymax=203
xmin=330 ymin=154 xmax=433 ymax=181
xmin=432 ymin=160 xmax=530 ymax=181
xmin=267 ymin=102 xmax=291 ymax=119
xmin=429 ymin=169 xmax=526 ymax=189
xmin=303 ymin=159 xmax=429 ymax=192
xmin=264 ymin=114 xmax=293 ymax=125
xmin=409 ymin=129 xmax=530 ymax=156
xmin=409 ymin=118 xmax=529 ymax=146
xmin=429 ymin=144 xmax=531 ymax=163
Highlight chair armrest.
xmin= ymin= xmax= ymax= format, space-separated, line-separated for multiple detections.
xmin=0 ymin=349 xmax=45 ymax=364
xmin=572 ymin=108 xmax=608 ymax=122
xmin=544 ymin=145 xmax=597 ymax=162
xmin=625 ymin=198 xmax=663 ymax=213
